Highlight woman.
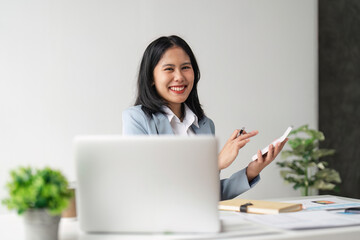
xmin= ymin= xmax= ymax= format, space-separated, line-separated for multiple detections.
xmin=122 ymin=35 xmax=287 ymax=200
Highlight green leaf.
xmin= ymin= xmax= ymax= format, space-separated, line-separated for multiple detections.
xmin=311 ymin=149 xmax=336 ymax=159
xmin=304 ymin=129 xmax=324 ymax=141
xmin=1 ymin=166 xmax=73 ymax=215
xmin=317 ymin=162 xmax=325 ymax=170
xmin=315 ymin=169 xmax=341 ymax=183
xmin=281 ymin=150 xmax=296 ymax=159
xmin=288 ymin=138 xmax=303 ymax=149
xmin=280 ymin=170 xmax=295 ymax=178
xmin=289 ymin=125 xmax=309 ymax=135
xmin=313 ymin=180 xmax=335 ymax=190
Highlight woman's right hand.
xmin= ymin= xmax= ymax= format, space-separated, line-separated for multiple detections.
xmin=218 ymin=129 xmax=258 ymax=170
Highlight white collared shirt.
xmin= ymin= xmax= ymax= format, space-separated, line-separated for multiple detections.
xmin=162 ymin=104 xmax=199 ymax=136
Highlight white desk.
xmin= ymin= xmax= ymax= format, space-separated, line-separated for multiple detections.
xmin=1 ymin=195 xmax=360 ymax=240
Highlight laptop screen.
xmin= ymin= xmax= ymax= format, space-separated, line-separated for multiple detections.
xmin=74 ymin=135 xmax=220 ymax=233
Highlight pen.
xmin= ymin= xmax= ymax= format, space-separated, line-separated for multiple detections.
xmin=345 ymin=207 xmax=360 ymax=214
xmin=237 ymin=127 xmax=245 ymax=138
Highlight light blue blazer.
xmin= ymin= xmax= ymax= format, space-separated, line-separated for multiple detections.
xmin=122 ymin=105 xmax=260 ymax=200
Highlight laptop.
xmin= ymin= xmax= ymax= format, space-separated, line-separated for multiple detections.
xmin=74 ymin=135 xmax=221 ymax=233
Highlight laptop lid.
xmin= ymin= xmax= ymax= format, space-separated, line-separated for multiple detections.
xmin=74 ymin=135 xmax=220 ymax=233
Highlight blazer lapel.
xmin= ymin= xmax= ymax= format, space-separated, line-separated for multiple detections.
xmin=153 ymin=113 xmax=174 ymax=135
xmin=192 ymin=118 xmax=211 ymax=135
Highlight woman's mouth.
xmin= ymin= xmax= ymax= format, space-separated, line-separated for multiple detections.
xmin=169 ymin=85 xmax=187 ymax=94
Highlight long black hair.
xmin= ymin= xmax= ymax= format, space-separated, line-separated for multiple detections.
xmin=134 ymin=35 xmax=205 ymax=120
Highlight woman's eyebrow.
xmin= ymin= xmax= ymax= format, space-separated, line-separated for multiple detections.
xmin=162 ymin=63 xmax=175 ymax=67
xmin=161 ymin=62 xmax=191 ymax=67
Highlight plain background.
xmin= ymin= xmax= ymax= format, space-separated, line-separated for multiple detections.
xmin=0 ymin=0 xmax=317 ymax=213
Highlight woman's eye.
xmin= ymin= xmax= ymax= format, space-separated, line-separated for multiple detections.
xmin=164 ymin=68 xmax=173 ymax=71
xmin=182 ymin=66 xmax=191 ymax=70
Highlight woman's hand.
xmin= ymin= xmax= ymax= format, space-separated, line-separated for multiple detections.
xmin=246 ymin=138 xmax=288 ymax=182
xmin=218 ymin=129 xmax=258 ymax=170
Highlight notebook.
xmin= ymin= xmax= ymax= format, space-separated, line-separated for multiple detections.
xmin=219 ymin=198 xmax=303 ymax=214
xmin=74 ymin=135 xmax=221 ymax=233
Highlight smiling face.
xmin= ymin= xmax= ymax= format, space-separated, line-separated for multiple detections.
xmin=153 ymin=46 xmax=194 ymax=115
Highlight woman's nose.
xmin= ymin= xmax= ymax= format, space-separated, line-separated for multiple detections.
xmin=174 ymin=69 xmax=185 ymax=82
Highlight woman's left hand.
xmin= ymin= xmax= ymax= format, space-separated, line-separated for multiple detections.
xmin=218 ymin=129 xmax=258 ymax=170
xmin=246 ymin=138 xmax=288 ymax=182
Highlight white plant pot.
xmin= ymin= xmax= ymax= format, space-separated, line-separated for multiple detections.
xmin=23 ymin=209 xmax=61 ymax=240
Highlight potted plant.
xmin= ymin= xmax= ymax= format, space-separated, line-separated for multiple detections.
xmin=277 ymin=125 xmax=341 ymax=196
xmin=2 ymin=166 xmax=73 ymax=240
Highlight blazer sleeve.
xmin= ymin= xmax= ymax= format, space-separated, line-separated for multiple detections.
xmin=122 ymin=107 xmax=149 ymax=135
xmin=203 ymin=116 xmax=261 ymax=200
xmin=220 ymin=168 xmax=260 ymax=200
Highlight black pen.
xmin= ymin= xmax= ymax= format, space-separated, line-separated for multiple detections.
xmin=237 ymin=127 xmax=245 ymax=138
xmin=345 ymin=207 xmax=360 ymax=214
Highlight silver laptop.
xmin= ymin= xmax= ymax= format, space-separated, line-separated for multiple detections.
xmin=74 ymin=135 xmax=221 ymax=233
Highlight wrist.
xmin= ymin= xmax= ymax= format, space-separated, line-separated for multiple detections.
xmin=246 ymin=167 xmax=258 ymax=182
xmin=218 ymin=161 xmax=225 ymax=171
xmin=218 ymin=154 xmax=225 ymax=170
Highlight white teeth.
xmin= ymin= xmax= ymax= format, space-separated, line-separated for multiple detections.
xmin=170 ymin=86 xmax=185 ymax=91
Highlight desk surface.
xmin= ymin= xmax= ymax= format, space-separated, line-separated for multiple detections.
xmin=1 ymin=195 xmax=360 ymax=240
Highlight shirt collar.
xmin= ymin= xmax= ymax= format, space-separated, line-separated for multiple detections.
xmin=162 ymin=104 xmax=199 ymax=128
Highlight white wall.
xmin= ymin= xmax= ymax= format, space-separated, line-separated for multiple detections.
xmin=0 ymin=0 xmax=317 ymax=213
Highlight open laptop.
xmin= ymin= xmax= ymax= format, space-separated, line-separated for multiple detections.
xmin=74 ymin=135 xmax=221 ymax=233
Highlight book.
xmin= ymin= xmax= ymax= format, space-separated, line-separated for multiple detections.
xmin=219 ymin=199 xmax=303 ymax=214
